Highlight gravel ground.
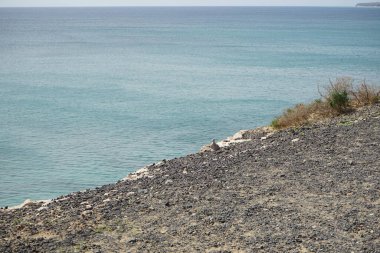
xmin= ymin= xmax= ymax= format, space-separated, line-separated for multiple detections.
xmin=1 ymin=105 xmax=379 ymax=253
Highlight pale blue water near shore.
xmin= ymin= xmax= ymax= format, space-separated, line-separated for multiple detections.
xmin=1 ymin=7 xmax=380 ymax=207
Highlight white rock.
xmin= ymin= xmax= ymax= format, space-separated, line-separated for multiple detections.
xmin=165 ymin=179 xmax=173 ymax=185
xmin=81 ymin=210 xmax=92 ymax=216
xmin=123 ymin=167 xmax=150 ymax=181
xmin=231 ymin=130 xmax=248 ymax=140
xmin=41 ymin=200 xmax=52 ymax=206
xmin=8 ymin=199 xmax=33 ymax=210
xmin=56 ymin=197 xmax=69 ymax=202
xmin=37 ymin=206 xmax=48 ymax=211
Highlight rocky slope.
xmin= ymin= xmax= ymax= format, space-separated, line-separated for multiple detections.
xmin=1 ymin=105 xmax=380 ymax=253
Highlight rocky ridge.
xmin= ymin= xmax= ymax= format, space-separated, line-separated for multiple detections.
xmin=356 ymin=2 xmax=380 ymax=7
xmin=0 ymin=105 xmax=379 ymax=252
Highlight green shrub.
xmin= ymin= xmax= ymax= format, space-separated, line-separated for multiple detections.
xmin=329 ymin=90 xmax=349 ymax=112
xmin=322 ymin=77 xmax=352 ymax=113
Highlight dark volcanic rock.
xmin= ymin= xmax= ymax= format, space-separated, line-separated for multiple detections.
xmin=1 ymin=105 xmax=380 ymax=252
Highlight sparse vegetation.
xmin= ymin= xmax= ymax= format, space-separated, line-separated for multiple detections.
xmin=271 ymin=77 xmax=380 ymax=129
xmin=351 ymin=80 xmax=380 ymax=106
xmin=322 ymin=77 xmax=352 ymax=113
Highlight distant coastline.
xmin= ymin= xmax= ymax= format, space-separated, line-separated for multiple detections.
xmin=356 ymin=2 xmax=380 ymax=7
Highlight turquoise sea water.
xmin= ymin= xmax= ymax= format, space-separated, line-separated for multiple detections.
xmin=1 ymin=7 xmax=380 ymax=207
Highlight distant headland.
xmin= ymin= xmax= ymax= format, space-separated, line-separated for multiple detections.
xmin=356 ymin=2 xmax=380 ymax=7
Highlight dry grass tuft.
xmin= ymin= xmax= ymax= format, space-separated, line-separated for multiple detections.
xmin=271 ymin=100 xmax=335 ymax=129
xmin=351 ymin=80 xmax=380 ymax=106
xmin=271 ymin=77 xmax=379 ymax=129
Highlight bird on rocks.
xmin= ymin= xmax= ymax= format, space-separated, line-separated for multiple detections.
xmin=210 ymin=139 xmax=220 ymax=151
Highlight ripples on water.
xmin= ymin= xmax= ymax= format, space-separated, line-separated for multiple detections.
xmin=0 ymin=7 xmax=380 ymax=206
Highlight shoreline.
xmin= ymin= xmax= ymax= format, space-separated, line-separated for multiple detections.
xmin=1 ymin=104 xmax=379 ymax=252
xmin=4 ymin=104 xmax=378 ymax=210
xmin=4 ymin=125 xmax=275 ymax=210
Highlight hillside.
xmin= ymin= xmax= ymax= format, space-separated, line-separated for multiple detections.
xmin=356 ymin=2 xmax=380 ymax=7
xmin=1 ymin=105 xmax=379 ymax=252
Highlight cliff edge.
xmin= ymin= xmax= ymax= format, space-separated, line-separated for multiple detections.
xmin=1 ymin=105 xmax=379 ymax=252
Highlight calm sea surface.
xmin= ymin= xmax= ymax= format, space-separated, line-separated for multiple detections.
xmin=1 ymin=7 xmax=379 ymax=206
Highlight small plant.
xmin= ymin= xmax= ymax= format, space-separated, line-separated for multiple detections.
xmin=329 ymin=90 xmax=349 ymax=112
xmin=320 ymin=77 xmax=352 ymax=113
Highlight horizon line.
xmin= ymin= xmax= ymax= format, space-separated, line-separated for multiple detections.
xmin=0 ymin=5 xmax=357 ymax=8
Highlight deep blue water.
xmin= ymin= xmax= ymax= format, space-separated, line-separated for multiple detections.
xmin=1 ymin=7 xmax=380 ymax=207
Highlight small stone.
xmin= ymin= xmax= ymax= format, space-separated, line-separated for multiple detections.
xmin=37 ymin=206 xmax=48 ymax=211
xmin=81 ymin=210 xmax=92 ymax=216
xmin=291 ymin=138 xmax=300 ymax=143
xmin=165 ymin=179 xmax=173 ymax=185
xmin=127 ymin=238 xmax=137 ymax=244
xmin=138 ymin=189 xmax=148 ymax=194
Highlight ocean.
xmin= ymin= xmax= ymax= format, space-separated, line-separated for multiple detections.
xmin=1 ymin=7 xmax=379 ymax=207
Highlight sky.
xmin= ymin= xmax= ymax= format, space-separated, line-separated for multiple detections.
xmin=0 ymin=0 xmax=361 ymax=7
